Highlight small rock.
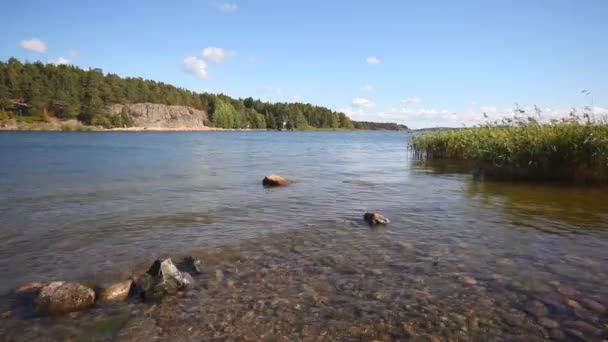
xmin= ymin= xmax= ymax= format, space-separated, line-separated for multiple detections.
xmin=262 ymin=175 xmax=289 ymax=187
xmin=538 ymin=317 xmax=559 ymax=329
xmin=36 ymin=281 xmax=95 ymax=315
xmin=526 ymin=300 xmax=548 ymax=318
xmin=564 ymin=320 xmax=602 ymax=336
xmin=98 ymin=280 xmax=133 ymax=303
xmin=193 ymin=260 xmax=203 ymax=274
xmin=16 ymin=282 xmax=45 ymax=294
xmin=363 ymin=212 xmax=390 ymax=226
xmin=227 ymin=279 xmax=236 ymax=289
xmin=580 ymin=298 xmax=606 ymax=314
xmin=461 ymin=276 xmax=478 ymax=286
xmin=215 ymin=269 xmax=224 ymax=282
xmin=566 ymin=299 xmax=584 ymax=311
xmin=557 ymin=286 xmax=579 ymax=297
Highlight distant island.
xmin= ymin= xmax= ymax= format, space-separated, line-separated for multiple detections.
xmin=0 ymin=58 xmax=408 ymax=131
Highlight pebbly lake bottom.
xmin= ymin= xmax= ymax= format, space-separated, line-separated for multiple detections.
xmin=1 ymin=223 xmax=607 ymax=341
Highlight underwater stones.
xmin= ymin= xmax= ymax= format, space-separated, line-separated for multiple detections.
xmin=98 ymin=280 xmax=133 ymax=303
xmin=36 ymin=281 xmax=95 ymax=315
xmin=363 ymin=212 xmax=390 ymax=226
xmin=262 ymin=175 xmax=289 ymax=187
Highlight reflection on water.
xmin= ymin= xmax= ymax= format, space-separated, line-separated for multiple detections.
xmin=0 ymin=132 xmax=607 ymax=340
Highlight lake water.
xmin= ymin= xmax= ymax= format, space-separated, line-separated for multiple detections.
xmin=1 ymin=131 xmax=607 ymax=340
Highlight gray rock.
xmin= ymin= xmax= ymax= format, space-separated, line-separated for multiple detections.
xmin=193 ymin=260 xmax=204 ymax=274
xmin=106 ymin=103 xmax=209 ymax=129
xmin=363 ymin=212 xmax=390 ymax=226
xmin=138 ymin=259 xmax=194 ymax=301
xmin=36 ymin=281 xmax=95 ymax=315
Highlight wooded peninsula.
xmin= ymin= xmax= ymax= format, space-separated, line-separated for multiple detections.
xmin=0 ymin=58 xmax=407 ymax=131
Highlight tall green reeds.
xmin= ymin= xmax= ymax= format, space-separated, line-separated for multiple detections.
xmin=411 ymin=113 xmax=608 ymax=183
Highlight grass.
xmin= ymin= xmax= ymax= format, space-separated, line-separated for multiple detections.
xmin=411 ymin=117 xmax=608 ymax=184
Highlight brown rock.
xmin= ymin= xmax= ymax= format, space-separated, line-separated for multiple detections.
xmin=363 ymin=212 xmax=390 ymax=226
xmin=262 ymin=175 xmax=289 ymax=187
xmin=580 ymin=298 xmax=606 ymax=314
xmin=98 ymin=280 xmax=133 ymax=303
xmin=557 ymin=286 xmax=579 ymax=297
xmin=16 ymin=282 xmax=45 ymax=294
xmin=526 ymin=300 xmax=548 ymax=318
xmin=36 ymin=281 xmax=95 ymax=315
xmin=461 ymin=276 xmax=478 ymax=286
xmin=538 ymin=317 xmax=559 ymax=329
xmin=564 ymin=320 xmax=602 ymax=336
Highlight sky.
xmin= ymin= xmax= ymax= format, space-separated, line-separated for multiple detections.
xmin=1 ymin=0 xmax=607 ymax=128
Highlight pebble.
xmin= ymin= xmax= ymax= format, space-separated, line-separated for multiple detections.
xmin=461 ymin=276 xmax=477 ymax=286
xmin=557 ymin=286 xmax=579 ymax=297
xmin=580 ymin=298 xmax=606 ymax=314
xmin=566 ymin=299 xmax=584 ymax=311
xmin=538 ymin=317 xmax=559 ymax=329
xmin=564 ymin=320 xmax=602 ymax=336
xmin=526 ymin=300 xmax=548 ymax=318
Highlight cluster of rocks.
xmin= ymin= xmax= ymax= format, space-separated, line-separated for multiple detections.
xmin=263 ymin=175 xmax=390 ymax=228
xmin=15 ymin=258 xmax=200 ymax=316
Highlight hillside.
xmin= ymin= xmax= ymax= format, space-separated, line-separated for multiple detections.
xmin=0 ymin=58 xmax=407 ymax=131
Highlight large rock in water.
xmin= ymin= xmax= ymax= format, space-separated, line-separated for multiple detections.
xmin=106 ymin=103 xmax=209 ymax=129
xmin=134 ymin=259 xmax=194 ymax=301
xmin=36 ymin=281 xmax=95 ymax=314
xmin=364 ymin=212 xmax=390 ymax=226
xmin=262 ymin=175 xmax=289 ymax=187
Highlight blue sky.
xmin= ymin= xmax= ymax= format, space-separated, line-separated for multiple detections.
xmin=1 ymin=0 xmax=607 ymax=128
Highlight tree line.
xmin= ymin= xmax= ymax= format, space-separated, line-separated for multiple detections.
xmin=0 ymin=58 xmax=407 ymax=130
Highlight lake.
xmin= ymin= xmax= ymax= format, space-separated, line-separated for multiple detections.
xmin=1 ymin=131 xmax=607 ymax=340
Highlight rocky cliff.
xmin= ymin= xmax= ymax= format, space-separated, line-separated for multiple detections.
xmin=107 ymin=103 xmax=209 ymax=129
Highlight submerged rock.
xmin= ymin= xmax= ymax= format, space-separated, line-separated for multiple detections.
xmin=15 ymin=282 xmax=45 ymax=295
xmin=36 ymin=281 xmax=95 ymax=314
xmin=363 ymin=212 xmax=390 ymax=226
xmin=98 ymin=280 xmax=133 ymax=303
xmin=262 ymin=175 xmax=289 ymax=187
xmin=135 ymin=259 xmax=194 ymax=301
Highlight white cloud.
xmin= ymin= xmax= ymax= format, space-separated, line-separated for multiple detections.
xmin=400 ymin=96 xmax=423 ymax=106
xmin=182 ymin=56 xmax=208 ymax=79
xmin=48 ymin=57 xmax=70 ymax=65
xmin=361 ymin=84 xmax=374 ymax=92
xmin=20 ymin=38 xmax=47 ymax=53
xmin=217 ymin=2 xmax=238 ymax=13
xmin=68 ymin=49 xmax=79 ymax=58
xmin=352 ymin=97 xmax=374 ymax=108
xmin=366 ymin=56 xmax=380 ymax=65
xmin=262 ymin=85 xmax=284 ymax=94
xmin=202 ymin=47 xmax=234 ymax=63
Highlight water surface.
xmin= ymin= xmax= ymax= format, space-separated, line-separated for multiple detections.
xmin=1 ymin=131 xmax=607 ymax=340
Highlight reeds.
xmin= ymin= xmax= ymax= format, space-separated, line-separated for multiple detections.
xmin=411 ymin=113 xmax=608 ymax=183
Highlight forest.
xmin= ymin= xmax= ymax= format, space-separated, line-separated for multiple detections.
xmin=0 ymin=58 xmax=407 ymax=130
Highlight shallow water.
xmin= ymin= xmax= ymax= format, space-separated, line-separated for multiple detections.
xmin=1 ymin=131 xmax=607 ymax=340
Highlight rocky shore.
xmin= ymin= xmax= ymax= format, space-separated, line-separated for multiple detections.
xmin=1 ymin=225 xmax=606 ymax=341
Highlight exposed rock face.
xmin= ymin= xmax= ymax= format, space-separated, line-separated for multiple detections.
xmin=134 ymin=259 xmax=194 ymax=301
xmin=36 ymin=281 xmax=95 ymax=314
xmin=106 ymin=103 xmax=209 ymax=129
xmin=98 ymin=280 xmax=133 ymax=303
xmin=364 ymin=212 xmax=390 ymax=226
xmin=263 ymin=175 xmax=289 ymax=187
